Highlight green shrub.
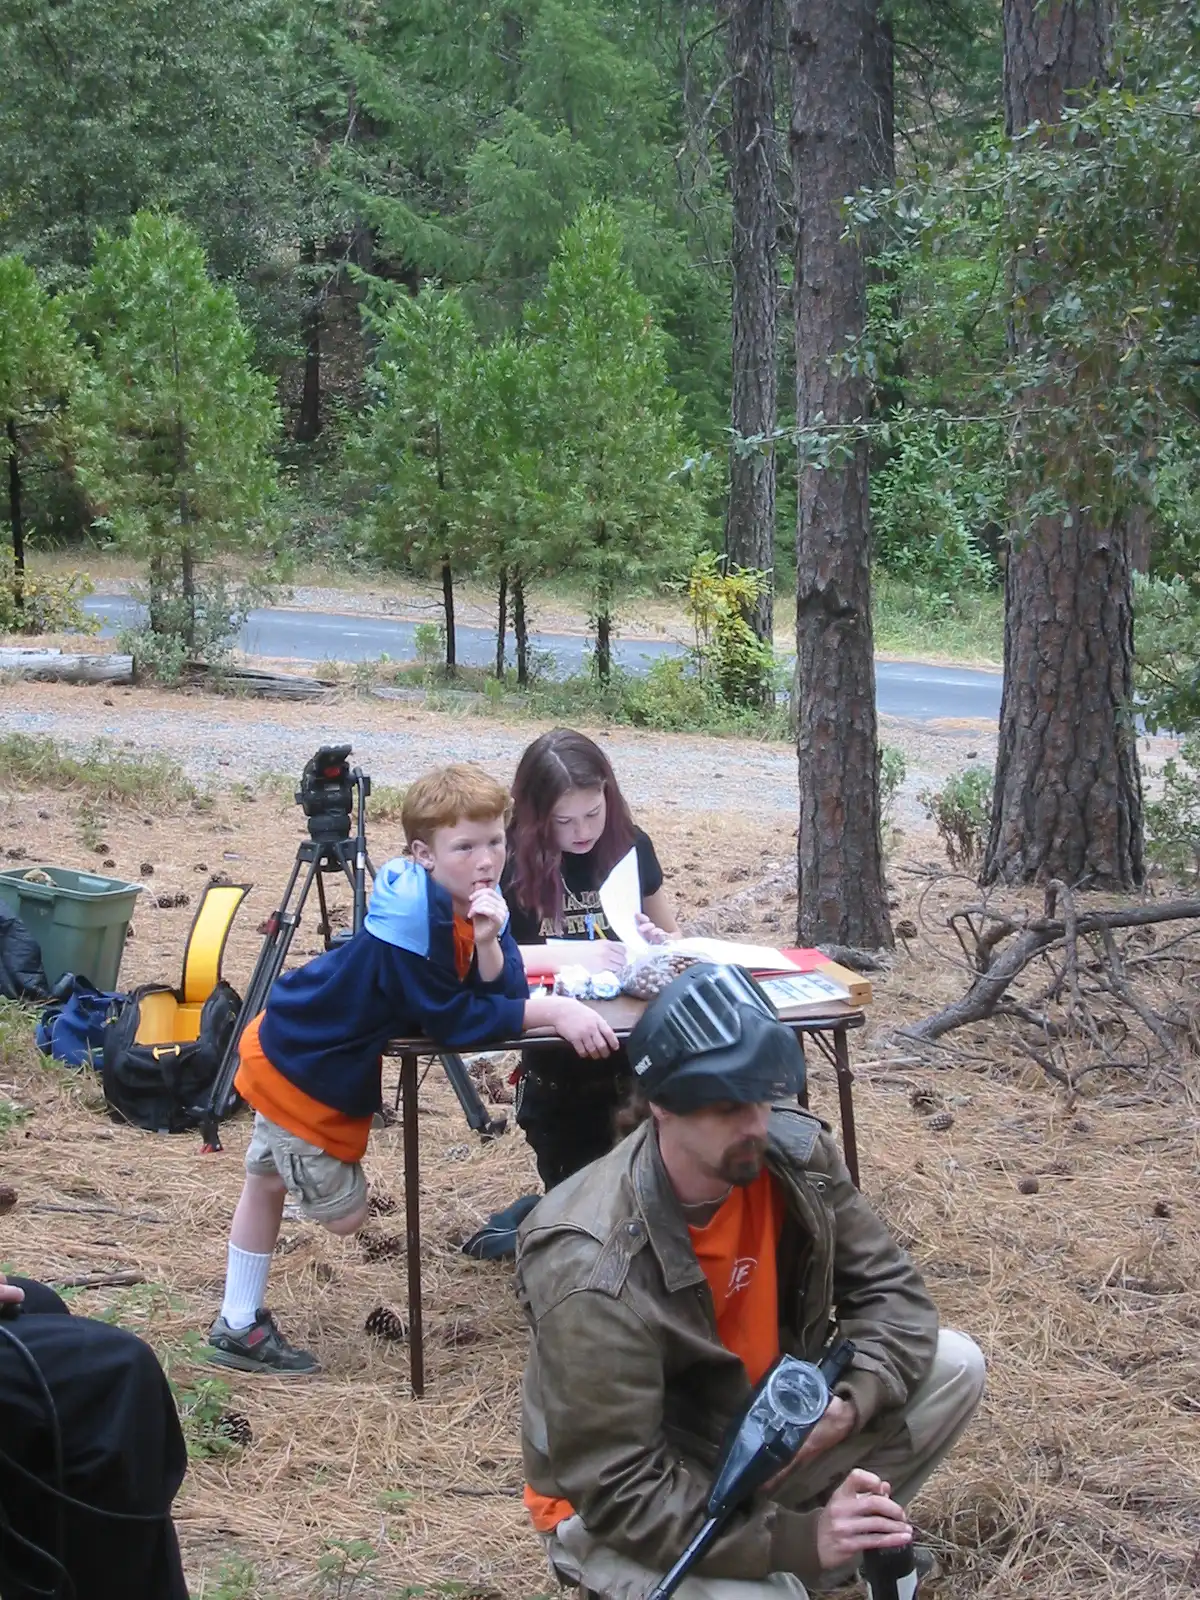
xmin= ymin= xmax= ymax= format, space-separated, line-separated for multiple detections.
xmin=0 ymin=564 xmax=96 ymax=635
xmin=618 ymin=656 xmax=714 ymax=730
xmin=1145 ymin=737 xmax=1200 ymax=882
xmin=413 ymin=621 xmax=445 ymax=668
xmin=918 ymin=765 xmax=993 ymax=870
xmin=880 ymin=744 xmax=907 ymax=835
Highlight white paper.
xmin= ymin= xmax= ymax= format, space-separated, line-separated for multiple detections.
xmin=667 ymin=936 xmax=801 ymax=971
xmin=598 ymin=846 xmax=649 ymax=953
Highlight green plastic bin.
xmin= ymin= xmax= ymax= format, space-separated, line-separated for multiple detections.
xmin=0 ymin=865 xmax=143 ymax=991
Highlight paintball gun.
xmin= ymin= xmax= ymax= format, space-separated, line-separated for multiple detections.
xmin=647 ymin=1339 xmax=856 ymax=1600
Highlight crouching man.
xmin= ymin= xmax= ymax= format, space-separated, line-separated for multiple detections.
xmin=515 ymin=964 xmax=985 ymax=1599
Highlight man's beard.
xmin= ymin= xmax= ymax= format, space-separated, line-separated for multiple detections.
xmin=717 ymin=1137 xmax=767 ymax=1188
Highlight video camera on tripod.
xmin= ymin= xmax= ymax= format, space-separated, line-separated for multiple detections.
xmin=199 ymin=743 xmax=506 ymax=1152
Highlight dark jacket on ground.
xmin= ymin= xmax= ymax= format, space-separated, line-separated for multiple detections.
xmin=515 ymin=1106 xmax=939 ymax=1587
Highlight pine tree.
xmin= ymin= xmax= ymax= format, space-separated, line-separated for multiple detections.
xmin=353 ymin=286 xmax=482 ymax=674
xmin=0 ymin=256 xmax=83 ymax=618
xmin=75 ymin=213 xmax=279 ymax=678
xmin=529 ymin=204 xmax=707 ymax=680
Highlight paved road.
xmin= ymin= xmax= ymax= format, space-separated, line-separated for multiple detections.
xmin=82 ymin=594 xmax=1002 ymax=725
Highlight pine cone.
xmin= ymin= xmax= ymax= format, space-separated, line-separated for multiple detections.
xmin=925 ymin=1110 xmax=955 ymax=1133
xmin=360 ymin=1231 xmax=405 ymax=1262
xmin=909 ymin=1087 xmax=942 ymax=1113
xmin=365 ymin=1305 xmax=407 ymax=1342
xmin=368 ymin=1191 xmax=398 ymax=1217
xmin=0 ymin=1184 xmax=17 ymax=1215
xmin=215 ymin=1410 xmax=253 ymax=1447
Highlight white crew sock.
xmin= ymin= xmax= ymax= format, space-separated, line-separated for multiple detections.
xmin=219 ymin=1245 xmax=272 ymax=1330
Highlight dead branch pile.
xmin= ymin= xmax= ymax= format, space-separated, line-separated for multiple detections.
xmin=899 ymin=879 xmax=1200 ymax=1092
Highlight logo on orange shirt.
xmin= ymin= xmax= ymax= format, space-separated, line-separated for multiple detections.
xmin=727 ymin=1256 xmax=757 ymax=1296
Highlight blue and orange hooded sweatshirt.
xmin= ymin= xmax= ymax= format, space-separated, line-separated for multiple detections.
xmin=234 ymin=858 xmax=527 ymax=1160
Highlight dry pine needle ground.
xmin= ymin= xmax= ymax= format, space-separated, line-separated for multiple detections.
xmin=0 ymin=764 xmax=1198 ymax=1599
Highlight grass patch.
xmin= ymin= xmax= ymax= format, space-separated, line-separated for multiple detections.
xmin=343 ymin=656 xmax=791 ymax=740
xmin=871 ymin=574 xmax=1004 ymax=667
xmin=0 ymin=732 xmax=195 ymax=805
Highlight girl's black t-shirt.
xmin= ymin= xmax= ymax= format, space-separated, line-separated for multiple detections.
xmin=503 ymin=827 xmax=664 ymax=945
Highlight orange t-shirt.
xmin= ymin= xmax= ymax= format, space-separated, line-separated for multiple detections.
xmin=452 ymin=914 xmax=475 ymax=981
xmin=233 ymin=1011 xmax=374 ymax=1164
xmin=524 ymin=1169 xmax=784 ymax=1534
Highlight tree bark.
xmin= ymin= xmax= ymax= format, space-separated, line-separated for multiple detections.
xmin=513 ymin=568 xmax=529 ymax=687
xmin=294 ymin=238 xmax=322 ymax=443
xmin=441 ymin=557 xmax=457 ymax=675
xmin=983 ymin=0 xmax=1142 ymax=889
xmin=180 ymin=543 xmax=196 ymax=654
xmin=6 ymin=418 xmax=24 ymax=612
xmin=725 ymin=0 xmax=777 ymax=650
xmin=1003 ymin=0 xmax=1110 ymax=129
xmin=596 ymin=604 xmax=612 ymax=684
xmin=495 ymin=564 xmax=508 ymax=679
xmin=788 ymin=0 xmax=893 ymax=950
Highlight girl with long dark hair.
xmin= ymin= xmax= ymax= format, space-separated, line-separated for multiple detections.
xmin=503 ymin=728 xmax=678 ymax=1188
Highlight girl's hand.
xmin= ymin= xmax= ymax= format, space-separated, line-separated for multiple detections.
xmin=0 ymin=1274 xmax=24 ymax=1307
xmin=574 ymin=940 xmax=628 ymax=974
xmin=635 ymin=912 xmax=670 ymax=945
xmin=468 ymin=886 xmax=508 ymax=945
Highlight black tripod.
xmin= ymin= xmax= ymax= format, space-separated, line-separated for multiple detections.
xmin=198 ymin=744 xmax=505 ymax=1152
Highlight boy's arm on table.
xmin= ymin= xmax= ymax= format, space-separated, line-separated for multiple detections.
xmin=385 ymin=944 xmax=618 ymax=1057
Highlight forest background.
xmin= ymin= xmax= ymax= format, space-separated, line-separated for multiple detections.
xmin=2 ymin=0 xmax=1200 ymax=935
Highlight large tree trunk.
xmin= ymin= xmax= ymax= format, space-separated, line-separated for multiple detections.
xmin=294 ymin=238 xmax=322 ymax=444
xmin=6 ymin=418 xmax=24 ymax=612
xmin=983 ymin=0 xmax=1142 ymax=890
xmin=725 ymin=0 xmax=777 ymax=650
xmin=788 ymin=0 xmax=893 ymax=950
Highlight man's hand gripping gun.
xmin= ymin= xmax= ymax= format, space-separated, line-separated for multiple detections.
xmin=646 ymin=1338 xmax=856 ymax=1600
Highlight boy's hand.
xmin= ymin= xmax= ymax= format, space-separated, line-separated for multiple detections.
xmin=468 ymin=886 xmax=508 ymax=945
xmin=0 ymin=1273 xmax=24 ymax=1307
xmin=552 ymin=997 xmax=619 ymax=1059
xmin=634 ymin=912 xmax=670 ymax=946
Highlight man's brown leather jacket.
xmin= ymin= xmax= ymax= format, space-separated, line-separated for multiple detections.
xmin=515 ymin=1106 xmax=938 ymax=1586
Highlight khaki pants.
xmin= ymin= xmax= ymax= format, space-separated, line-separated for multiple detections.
xmin=543 ymin=1329 xmax=985 ymax=1600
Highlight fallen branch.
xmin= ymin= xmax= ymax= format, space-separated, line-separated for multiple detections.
xmin=29 ymin=1201 xmax=164 ymax=1224
xmin=902 ymin=896 xmax=1200 ymax=1043
xmin=0 ymin=649 xmax=133 ymax=685
xmin=48 ymin=1270 xmax=146 ymax=1290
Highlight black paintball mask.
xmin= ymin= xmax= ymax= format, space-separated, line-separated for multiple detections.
xmin=627 ymin=963 xmax=805 ymax=1113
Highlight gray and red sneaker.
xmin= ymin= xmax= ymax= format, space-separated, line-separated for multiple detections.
xmin=207 ymin=1309 xmax=319 ymax=1375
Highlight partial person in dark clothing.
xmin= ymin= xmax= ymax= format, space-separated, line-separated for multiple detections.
xmin=503 ymin=729 xmax=680 ymax=1189
xmin=0 ymin=1272 xmax=190 ymax=1600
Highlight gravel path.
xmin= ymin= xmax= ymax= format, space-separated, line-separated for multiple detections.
xmin=0 ymin=681 xmax=1003 ymax=827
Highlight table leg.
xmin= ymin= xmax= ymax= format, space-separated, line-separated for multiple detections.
xmin=401 ymin=1051 xmax=425 ymax=1398
xmin=834 ymin=1029 xmax=860 ymax=1189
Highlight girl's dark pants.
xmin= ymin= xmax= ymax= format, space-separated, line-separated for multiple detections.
xmin=515 ymin=1045 xmax=632 ymax=1190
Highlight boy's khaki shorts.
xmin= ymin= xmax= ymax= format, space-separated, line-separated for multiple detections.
xmin=244 ymin=1112 xmax=367 ymax=1225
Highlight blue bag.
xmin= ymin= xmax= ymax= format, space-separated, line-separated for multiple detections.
xmin=36 ymin=976 xmax=126 ymax=1069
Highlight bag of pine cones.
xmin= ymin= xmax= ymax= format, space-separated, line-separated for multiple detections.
xmin=619 ymin=949 xmax=702 ymax=1000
